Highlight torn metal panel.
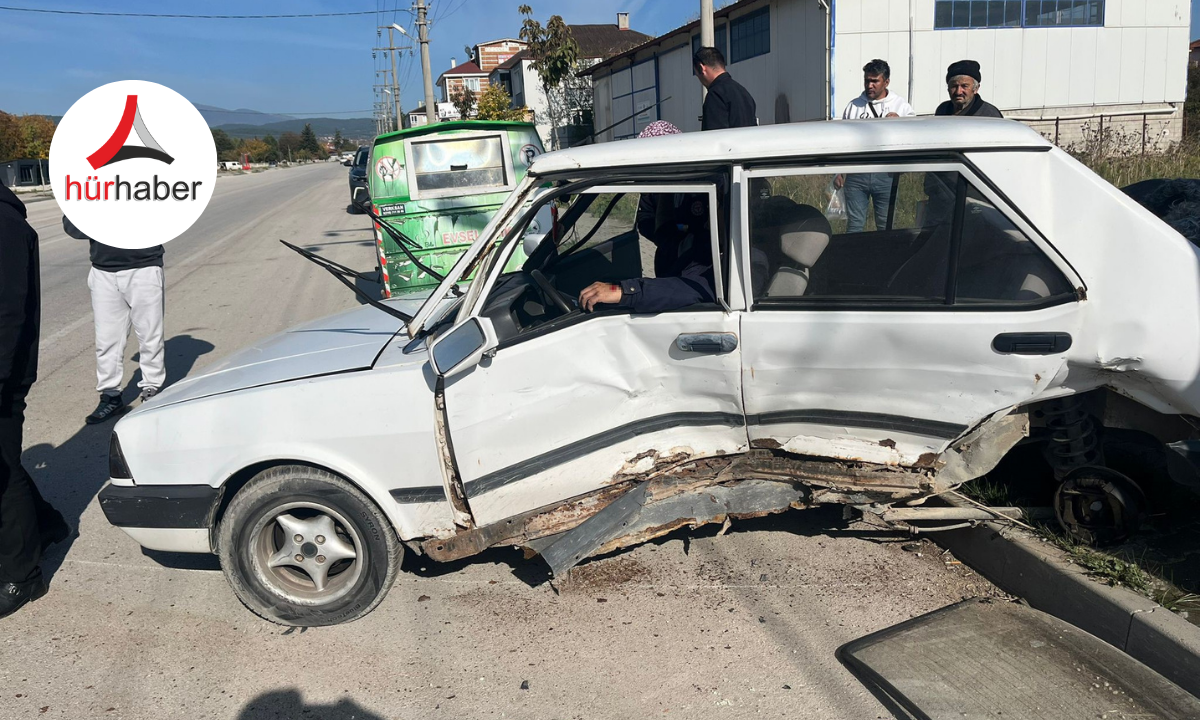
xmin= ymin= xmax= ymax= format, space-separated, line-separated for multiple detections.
xmin=930 ymin=411 xmax=1030 ymax=490
xmin=540 ymin=481 xmax=652 ymax=577
xmin=432 ymin=389 xmax=474 ymax=528
xmin=589 ymin=478 xmax=810 ymax=559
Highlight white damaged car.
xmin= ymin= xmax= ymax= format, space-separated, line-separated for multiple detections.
xmin=100 ymin=119 xmax=1200 ymax=625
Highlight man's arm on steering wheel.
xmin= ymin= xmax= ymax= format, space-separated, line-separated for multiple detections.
xmin=578 ymin=260 xmax=716 ymax=314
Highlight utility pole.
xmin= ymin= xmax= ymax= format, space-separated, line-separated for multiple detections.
xmin=700 ymin=0 xmax=714 ymax=101
xmin=377 ymin=28 xmax=409 ymax=131
xmin=388 ymin=27 xmax=402 ymax=130
xmin=417 ymin=0 xmax=437 ymax=125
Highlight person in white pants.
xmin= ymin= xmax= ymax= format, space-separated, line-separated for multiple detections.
xmin=63 ymin=217 xmax=166 ymax=424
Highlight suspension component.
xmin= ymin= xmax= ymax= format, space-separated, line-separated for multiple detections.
xmin=1043 ymin=396 xmax=1102 ymax=480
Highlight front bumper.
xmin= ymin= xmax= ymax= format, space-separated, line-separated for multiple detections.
xmin=99 ymin=482 xmax=223 ymax=553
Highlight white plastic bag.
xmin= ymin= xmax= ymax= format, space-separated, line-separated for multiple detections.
xmin=825 ymin=178 xmax=847 ymax=221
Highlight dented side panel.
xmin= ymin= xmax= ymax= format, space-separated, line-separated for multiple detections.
xmin=442 ymin=310 xmax=748 ymax=527
xmin=739 ymin=305 xmax=1082 ymax=465
xmin=969 ymin=149 xmax=1200 ymax=417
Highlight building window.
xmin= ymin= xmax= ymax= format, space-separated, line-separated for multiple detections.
xmin=934 ymin=0 xmax=1102 ymax=29
xmin=730 ymin=7 xmax=769 ymax=63
xmin=1024 ymin=0 xmax=1104 ymax=26
xmin=465 ymin=77 xmax=481 ymax=92
xmin=691 ymin=23 xmax=728 ymax=65
xmin=19 ymin=165 xmax=34 ymax=184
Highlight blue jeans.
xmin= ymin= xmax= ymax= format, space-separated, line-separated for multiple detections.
xmin=844 ymin=173 xmax=894 ymax=233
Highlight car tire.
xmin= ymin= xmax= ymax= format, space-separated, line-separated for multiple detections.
xmin=217 ymin=465 xmax=402 ymax=626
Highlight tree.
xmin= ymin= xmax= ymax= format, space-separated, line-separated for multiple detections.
xmin=298 ymin=123 xmax=325 ymax=158
xmin=278 ymin=131 xmax=301 ymax=160
xmin=451 ymin=86 xmax=477 ymax=120
xmin=239 ymin=138 xmax=271 ymax=163
xmin=519 ymin=5 xmax=592 ymax=148
xmin=211 ymin=128 xmax=236 ymax=161
xmin=0 ymin=113 xmax=56 ymax=160
xmin=476 ymin=84 xmax=525 ymax=122
xmin=333 ymin=129 xmax=344 ymax=149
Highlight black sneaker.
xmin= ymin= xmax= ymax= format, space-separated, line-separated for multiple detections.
xmin=139 ymin=386 xmax=161 ymax=403
xmin=0 ymin=569 xmax=48 ymax=620
xmin=85 ymin=394 xmax=126 ymax=424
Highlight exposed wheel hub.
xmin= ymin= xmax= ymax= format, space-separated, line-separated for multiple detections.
xmin=1054 ymin=466 xmax=1146 ymax=546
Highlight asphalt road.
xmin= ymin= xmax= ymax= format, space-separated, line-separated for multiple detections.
xmin=4 ymin=163 xmax=1005 ymax=720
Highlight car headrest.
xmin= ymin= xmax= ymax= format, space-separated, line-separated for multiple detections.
xmin=779 ymin=205 xmax=831 ymax=269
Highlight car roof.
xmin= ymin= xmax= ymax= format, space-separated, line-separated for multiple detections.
xmin=529 ymin=117 xmax=1050 ymax=176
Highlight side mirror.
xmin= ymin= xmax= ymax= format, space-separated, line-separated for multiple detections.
xmin=428 ymin=316 xmax=497 ymax=379
xmin=522 ymin=232 xmax=547 ymax=258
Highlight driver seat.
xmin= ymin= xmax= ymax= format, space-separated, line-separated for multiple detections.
xmin=765 ymin=205 xmax=832 ymax=298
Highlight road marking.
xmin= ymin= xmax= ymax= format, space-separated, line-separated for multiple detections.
xmin=37 ymin=313 xmax=93 ymax=351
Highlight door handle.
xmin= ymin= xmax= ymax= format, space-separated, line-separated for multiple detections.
xmin=992 ymin=332 xmax=1072 ymax=355
xmin=677 ymin=332 xmax=738 ymax=354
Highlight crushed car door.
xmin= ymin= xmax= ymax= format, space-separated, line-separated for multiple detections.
xmin=441 ymin=183 xmax=749 ymax=527
xmin=737 ymin=162 xmax=1085 ymax=467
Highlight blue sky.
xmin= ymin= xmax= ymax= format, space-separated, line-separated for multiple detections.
xmin=1 ymin=1 xmax=698 ymax=118
xmin=3 ymin=0 xmax=1198 ymax=119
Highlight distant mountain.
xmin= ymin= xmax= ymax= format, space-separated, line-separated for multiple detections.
xmin=196 ymin=104 xmax=293 ymax=127
xmin=213 ymin=116 xmax=378 ymax=141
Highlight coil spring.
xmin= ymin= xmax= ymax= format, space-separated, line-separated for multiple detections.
xmin=1043 ymin=396 xmax=1102 ymax=479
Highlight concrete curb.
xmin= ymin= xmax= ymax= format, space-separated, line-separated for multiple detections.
xmin=935 ymin=521 xmax=1200 ymax=698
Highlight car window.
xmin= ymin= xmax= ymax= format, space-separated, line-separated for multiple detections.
xmin=410 ymin=135 xmax=508 ymax=194
xmin=476 ymin=185 xmax=716 ymax=344
xmin=747 ymin=168 xmax=1072 ymax=307
xmin=354 ymin=148 xmax=369 ymax=167
xmin=955 ymin=184 xmax=1075 ymax=303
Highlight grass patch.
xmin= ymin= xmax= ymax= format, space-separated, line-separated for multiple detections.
xmin=1034 ymin=522 xmax=1159 ymax=597
xmin=1075 ymin=140 xmax=1200 ymax=189
xmin=959 ymin=476 xmax=1017 ymax=507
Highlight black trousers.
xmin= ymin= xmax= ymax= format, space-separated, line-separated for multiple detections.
xmin=0 ymin=393 xmax=61 ymax=583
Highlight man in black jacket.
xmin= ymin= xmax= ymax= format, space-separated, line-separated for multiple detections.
xmin=935 ymin=60 xmax=1003 ymax=118
xmin=0 ymin=180 xmax=68 ymax=619
xmin=694 ymin=47 xmax=757 ymax=131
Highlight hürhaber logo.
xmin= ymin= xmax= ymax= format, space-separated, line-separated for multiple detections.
xmin=50 ymin=80 xmax=217 ymax=249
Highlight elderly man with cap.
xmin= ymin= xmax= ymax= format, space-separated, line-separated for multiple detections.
xmin=935 ymin=60 xmax=1003 ymax=118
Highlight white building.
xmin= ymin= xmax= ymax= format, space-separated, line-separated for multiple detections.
xmin=407 ymin=103 xmax=462 ymax=127
xmin=587 ymin=0 xmax=1190 ymax=149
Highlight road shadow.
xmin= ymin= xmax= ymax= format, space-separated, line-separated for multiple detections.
xmin=26 ymin=333 xmax=215 ymax=582
xmin=236 ymin=689 xmax=386 ymax=720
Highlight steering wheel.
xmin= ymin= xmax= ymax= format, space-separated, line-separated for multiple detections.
xmin=530 ymin=269 xmax=573 ymax=314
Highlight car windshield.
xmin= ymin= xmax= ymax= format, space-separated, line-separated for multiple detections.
xmin=354 ymin=148 xmax=369 ymax=167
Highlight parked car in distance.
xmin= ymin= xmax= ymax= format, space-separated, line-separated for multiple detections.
xmin=348 ymin=145 xmax=369 ymax=210
xmin=99 ymin=119 xmax=1200 ymax=626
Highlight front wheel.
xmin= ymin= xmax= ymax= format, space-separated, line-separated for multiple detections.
xmin=217 ymin=466 xmax=402 ymax=626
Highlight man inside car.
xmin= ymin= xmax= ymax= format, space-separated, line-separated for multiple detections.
xmin=578 ymin=202 xmax=715 ymax=313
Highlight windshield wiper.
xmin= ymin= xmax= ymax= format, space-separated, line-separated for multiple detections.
xmin=354 ymin=199 xmax=462 ymax=297
xmin=280 ymin=240 xmax=413 ymax=323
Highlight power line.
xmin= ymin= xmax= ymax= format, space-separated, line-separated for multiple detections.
xmin=0 ymin=5 xmax=381 ymax=19
xmin=205 ymin=109 xmax=374 ymax=115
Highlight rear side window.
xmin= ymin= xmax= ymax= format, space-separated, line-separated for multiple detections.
xmin=746 ymin=166 xmax=1073 ymax=307
xmin=410 ymin=135 xmax=508 ymax=195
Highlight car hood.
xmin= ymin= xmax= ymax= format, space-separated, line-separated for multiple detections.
xmin=146 ymin=297 xmax=429 ymax=408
